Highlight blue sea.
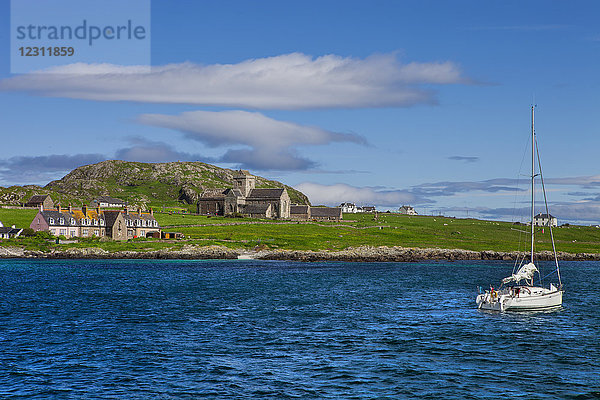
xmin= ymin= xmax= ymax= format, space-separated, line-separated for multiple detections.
xmin=0 ymin=259 xmax=598 ymax=399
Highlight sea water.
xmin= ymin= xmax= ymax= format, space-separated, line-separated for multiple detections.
xmin=0 ymin=259 xmax=598 ymax=399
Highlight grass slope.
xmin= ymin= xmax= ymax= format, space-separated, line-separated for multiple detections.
xmin=1 ymin=209 xmax=599 ymax=254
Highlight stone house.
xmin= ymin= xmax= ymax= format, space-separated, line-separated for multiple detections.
xmin=102 ymin=210 xmax=128 ymax=240
xmin=290 ymin=205 xmax=310 ymax=220
xmin=310 ymin=207 xmax=343 ymax=221
xmin=25 ymin=195 xmax=54 ymax=209
xmin=122 ymin=208 xmax=161 ymax=239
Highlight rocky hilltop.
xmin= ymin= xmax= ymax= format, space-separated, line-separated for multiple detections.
xmin=0 ymin=160 xmax=309 ymax=207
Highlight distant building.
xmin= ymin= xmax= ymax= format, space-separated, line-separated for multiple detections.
xmin=0 ymin=221 xmax=23 ymax=239
xmin=290 ymin=205 xmax=310 ymax=220
xmin=310 ymin=207 xmax=343 ymax=221
xmin=197 ymin=170 xmax=291 ymax=219
xmin=339 ymin=202 xmax=358 ymax=213
xmin=361 ymin=206 xmax=376 ymax=213
xmin=533 ymin=213 xmax=558 ymax=227
xmin=92 ymin=196 xmax=127 ymax=208
xmin=399 ymin=205 xmax=418 ymax=215
xmin=25 ymin=195 xmax=54 ymax=210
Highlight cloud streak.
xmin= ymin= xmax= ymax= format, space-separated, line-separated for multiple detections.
xmin=115 ymin=137 xmax=209 ymax=163
xmin=0 ymin=154 xmax=105 ymax=185
xmin=0 ymin=53 xmax=467 ymax=109
xmin=138 ymin=110 xmax=367 ymax=170
xmin=294 ymin=182 xmax=429 ymax=207
xmin=448 ymin=156 xmax=479 ymax=163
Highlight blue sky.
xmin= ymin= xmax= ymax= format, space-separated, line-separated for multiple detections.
xmin=1 ymin=0 xmax=599 ymax=223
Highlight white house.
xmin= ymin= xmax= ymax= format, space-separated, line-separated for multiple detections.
xmin=92 ymin=196 xmax=127 ymax=208
xmin=399 ymin=205 xmax=418 ymax=215
xmin=0 ymin=221 xmax=23 ymax=239
xmin=339 ymin=202 xmax=358 ymax=213
xmin=533 ymin=213 xmax=557 ymax=227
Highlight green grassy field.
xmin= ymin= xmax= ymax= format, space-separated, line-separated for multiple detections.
xmin=0 ymin=208 xmax=38 ymax=229
xmin=1 ymin=208 xmax=599 ymax=254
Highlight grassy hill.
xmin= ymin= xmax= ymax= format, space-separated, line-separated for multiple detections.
xmin=0 ymin=160 xmax=309 ymax=209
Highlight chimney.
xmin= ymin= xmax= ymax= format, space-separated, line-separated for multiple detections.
xmin=138 ymin=208 xmax=142 ymax=216
xmin=68 ymin=203 xmax=73 ymax=213
xmin=40 ymin=204 xmax=44 ymax=212
xmin=96 ymin=205 xmax=101 ymax=215
xmin=57 ymin=204 xmax=62 ymax=213
xmin=82 ymin=205 xmax=88 ymax=215
xmin=124 ymin=206 xmax=128 ymax=215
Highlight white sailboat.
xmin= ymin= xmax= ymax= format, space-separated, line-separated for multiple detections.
xmin=476 ymin=106 xmax=563 ymax=312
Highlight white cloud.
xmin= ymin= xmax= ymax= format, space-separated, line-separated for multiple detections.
xmin=138 ymin=110 xmax=366 ymax=170
xmin=295 ymin=182 xmax=421 ymax=207
xmin=0 ymin=53 xmax=466 ymax=109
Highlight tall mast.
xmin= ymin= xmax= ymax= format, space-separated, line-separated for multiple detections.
xmin=530 ymin=105 xmax=535 ymax=264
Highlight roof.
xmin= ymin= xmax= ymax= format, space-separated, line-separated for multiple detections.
xmin=102 ymin=210 xmax=123 ymax=227
xmin=310 ymin=207 xmax=342 ymax=217
xmin=26 ymin=195 xmax=50 ymax=205
xmin=534 ymin=213 xmax=556 ymax=219
xmin=0 ymin=227 xmax=22 ymax=235
xmin=247 ymin=188 xmax=285 ymax=199
xmin=199 ymin=189 xmax=227 ymax=199
xmin=235 ymin=170 xmax=252 ymax=176
xmin=40 ymin=210 xmax=79 ymax=226
xmin=291 ymin=205 xmax=310 ymax=214
xmin=244 ymin=204 xmax=271 ymax=214
xmin=224 ymin=188 xmax=244 ymax=198
xmin=123 ymin=213 xmax=158 ymax=223
xmin=94 ymin=195 xmax=126 ymax=204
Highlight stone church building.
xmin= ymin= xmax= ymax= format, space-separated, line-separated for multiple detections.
xmin=197 ymin=170 xmax=291 ymax=219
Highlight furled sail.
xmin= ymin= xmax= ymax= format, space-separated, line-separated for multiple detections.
xmin=502 ymin=262 xmax=538 ymax=284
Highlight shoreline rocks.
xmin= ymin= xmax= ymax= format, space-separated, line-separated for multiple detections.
xmin=1 ymin=245 xmax=600 ymax=262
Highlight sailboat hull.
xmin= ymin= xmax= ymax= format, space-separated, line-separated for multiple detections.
xmin=476 ymin=286 xmax=563 ymax=312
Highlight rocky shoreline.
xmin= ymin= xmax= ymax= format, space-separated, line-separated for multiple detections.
xmin=1 ymin=245 xmax=600 ymax=262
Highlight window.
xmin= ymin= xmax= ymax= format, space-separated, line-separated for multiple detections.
xmin=70 ymin=218 xmax=76 ymax=225
xmin=59 ymin=218 xmax=64 ymax=225
xmin=140 ymin=230 xmax=145 ymax=236
xmin=49 ymin=217 xmax=54 ymax=225
xmin=59 ymin=229 xmax=66 ymax=235
xmin=93 ymin=219 xmax=98 ymax=226
xmin=100 ymin=220 xmax=105 ymax=226
xmin=70 ymin=231 xmax=76 ymax=237
xmin=83 ymin=229 xmax=88 ymax=235
xmin=94 ymin=230 xmax=99 ymax=236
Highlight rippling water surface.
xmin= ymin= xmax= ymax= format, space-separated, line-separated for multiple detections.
xmin=1 ymin=259 xmax=599 ymax=399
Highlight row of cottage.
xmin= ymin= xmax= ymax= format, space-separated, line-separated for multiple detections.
xmin=30 ymin=204 xmax=160 ymax=240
